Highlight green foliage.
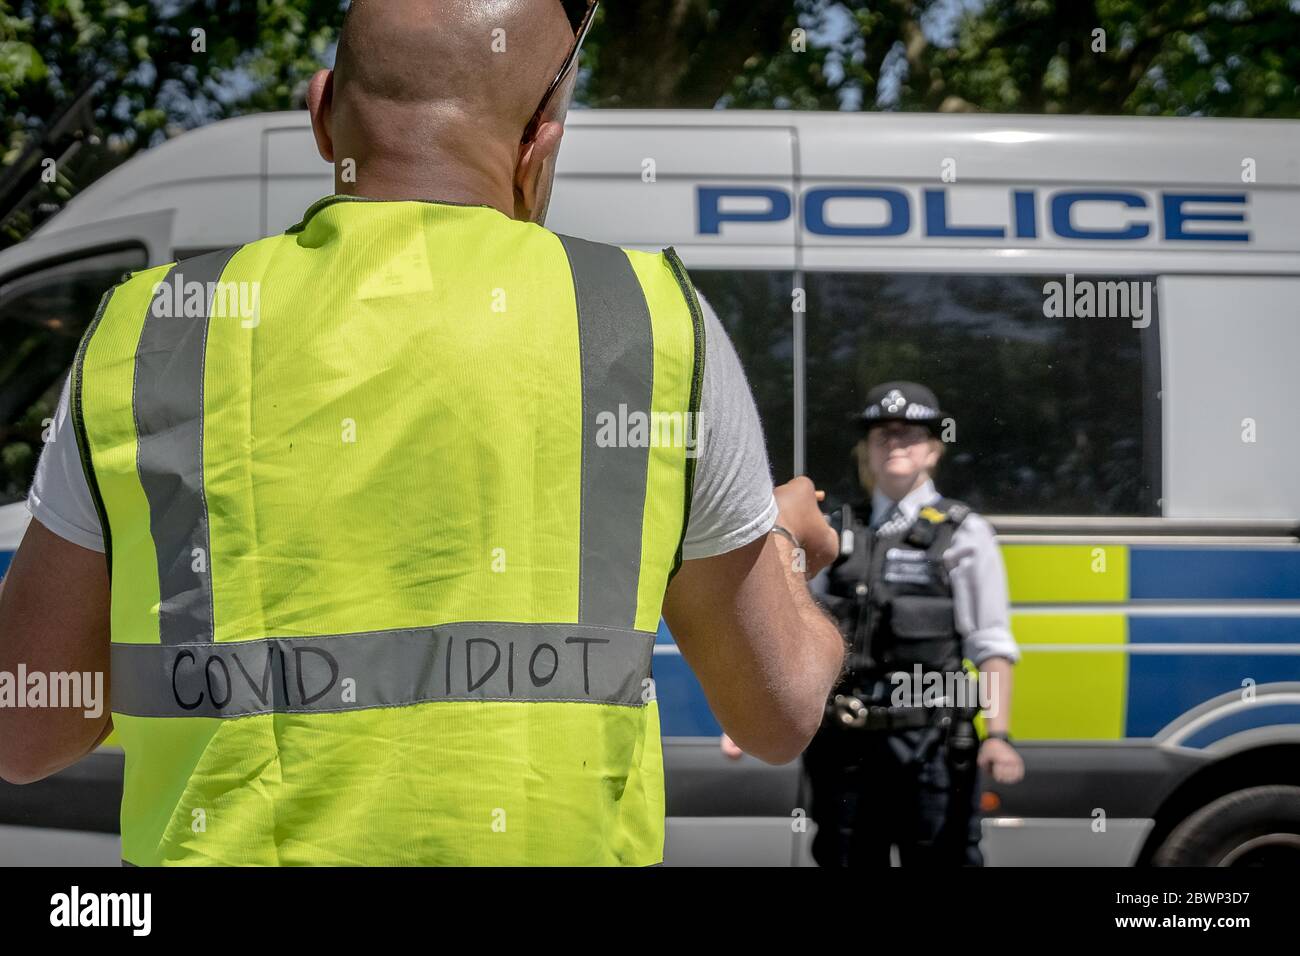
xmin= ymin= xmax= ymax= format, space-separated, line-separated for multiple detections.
xmin=1 ymin=0 xmax=347 ymax=161
xmin=924 ymin=0 xmax=1300 ymax=116
xmin=1 ymin=0 xmax=347 ymax=242
xmin=594 ymin=1 xmax=1298 ymax=117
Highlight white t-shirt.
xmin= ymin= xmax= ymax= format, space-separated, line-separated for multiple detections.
xmin=27 ymin=293 xmax=779 ymax=562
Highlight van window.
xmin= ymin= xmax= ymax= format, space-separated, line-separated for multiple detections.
xmin=0 ymin=248 xmax=148 ymax=505
xmin=691 ymin=270 xmax=797 ymax=484
xmin=804 ymin=272 xmax=1160 ymax=516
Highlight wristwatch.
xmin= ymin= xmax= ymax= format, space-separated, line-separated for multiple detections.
xmin=985 ymin=730 xmax=1014 ymax=744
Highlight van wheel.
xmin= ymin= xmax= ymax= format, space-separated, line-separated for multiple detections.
xmin=1153 ymin=786 xmax=1300 ymax=866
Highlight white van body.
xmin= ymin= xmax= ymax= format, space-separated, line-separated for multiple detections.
xmin=2 ymin=109 xmax=1298 ymax=867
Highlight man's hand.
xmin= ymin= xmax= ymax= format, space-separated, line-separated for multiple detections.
xmin=773 ymin=476 xmax=838 ymax=578
xmin=664 ymin=513 xmax=847 ymax=765
xmin=978 ymin=737 xmax=1024 ymax=785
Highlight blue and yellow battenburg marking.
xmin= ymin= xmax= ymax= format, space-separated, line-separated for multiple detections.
xmin=655 ymin=543 xmax=1300 ymax=743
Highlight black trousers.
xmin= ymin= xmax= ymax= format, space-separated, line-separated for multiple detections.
xmin=803 ymin=721 xmax=984 ymax=867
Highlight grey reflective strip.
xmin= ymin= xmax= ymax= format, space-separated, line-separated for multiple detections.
xmin=134 ymin=248 xmax=239 ymax=645
xmin=557 ymin=235 xmax=654 ymax=629
xmin=110 ymin=623 xmax=655 ymax=718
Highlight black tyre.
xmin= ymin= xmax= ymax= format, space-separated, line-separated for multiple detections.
xmin=1153 ymin=785 xmax=1300 ymax=866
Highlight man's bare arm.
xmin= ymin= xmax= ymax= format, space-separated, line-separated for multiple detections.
xmin=0 ymin=519 xmax=112 ymax=784
xmin=663 ymin=479 xmax=846 ymax=765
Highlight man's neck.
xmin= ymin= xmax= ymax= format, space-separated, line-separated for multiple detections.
xmin=334 ymin=151 xmax=517 ymax=219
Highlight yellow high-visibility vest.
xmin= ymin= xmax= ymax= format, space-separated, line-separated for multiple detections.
xmin=73 ymin=196 xmax=705 ymax=865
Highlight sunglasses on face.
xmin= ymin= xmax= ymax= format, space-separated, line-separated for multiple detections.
xmin=522 ymin=0 xmax=599 ymax=143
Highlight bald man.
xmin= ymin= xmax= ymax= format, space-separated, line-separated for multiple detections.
xmin=0 ymin=0 xmax=845 ymax=866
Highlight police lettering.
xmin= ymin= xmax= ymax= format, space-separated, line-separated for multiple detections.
xmin=698 ymin=185 xmax=1250 ymax=243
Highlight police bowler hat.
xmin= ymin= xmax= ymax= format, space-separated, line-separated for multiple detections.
xmin=858 ymin=381 xmax=948 ymax=434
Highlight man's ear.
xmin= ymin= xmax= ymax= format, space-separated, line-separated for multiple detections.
xmin=306 ymin=69 xmax=336 ymax=164
xmin=514 ymin=119 xmax=566 ymax=222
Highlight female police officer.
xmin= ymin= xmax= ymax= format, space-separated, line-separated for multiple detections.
xmin=723 ymin=381 xmax=1024 ymax=866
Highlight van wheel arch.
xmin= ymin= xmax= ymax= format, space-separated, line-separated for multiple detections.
xmin=1152 ymin=785 xmax=1300 ymax=866
xmin=1136 ymin=742 xmax=1300 ymax=866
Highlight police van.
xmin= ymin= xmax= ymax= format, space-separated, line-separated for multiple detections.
xmin=2 ymin=109 xmax=1298 ymax=866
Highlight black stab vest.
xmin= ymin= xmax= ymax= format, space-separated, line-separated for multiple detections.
xmin=822 ymin=497 xmax=971 ymax=689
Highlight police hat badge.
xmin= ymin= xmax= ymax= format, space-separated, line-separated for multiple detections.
xmin=858 ymin=380 xmax=948 ymax=433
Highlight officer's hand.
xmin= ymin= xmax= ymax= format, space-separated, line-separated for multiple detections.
xmin=720 ymin=733 xmax=744 ymax=760
xmin=978 ymin=737 xmax=1024 ymax=785
xmin=773 ymin=476 xmax=838 ymax=578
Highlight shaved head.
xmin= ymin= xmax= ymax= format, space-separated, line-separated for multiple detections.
xmin=308 ymin=0 xmax=582 ymax=222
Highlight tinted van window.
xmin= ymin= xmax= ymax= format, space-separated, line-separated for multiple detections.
xmin=691 ymin=269 xmax=796 ymax=484
xmin=804 ymin=272 xmax=1159 ymax=516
